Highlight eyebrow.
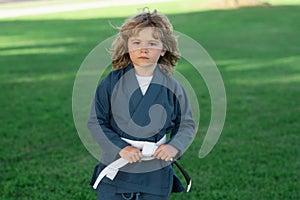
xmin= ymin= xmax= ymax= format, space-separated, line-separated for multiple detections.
xmin=148 ymin=40 xmax=159 ymax=43
xmin=129 ymin=38 xmax=160 ymax=43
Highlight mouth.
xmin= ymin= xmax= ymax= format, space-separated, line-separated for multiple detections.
xmin=138 ymin=56 xmax=149 ymax=60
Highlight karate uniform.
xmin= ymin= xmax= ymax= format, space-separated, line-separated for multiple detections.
xmin=88 ymin=64 xmax=195 ymax=199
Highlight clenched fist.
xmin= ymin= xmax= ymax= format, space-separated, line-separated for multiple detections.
xmin=119 ymin=146 xmax=143 ymax=163
xmin=153 ymin=144 xmax=179 ymax=161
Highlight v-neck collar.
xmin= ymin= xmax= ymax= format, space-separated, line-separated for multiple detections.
xmin=122 ymin=63 xmax=167 ymax=98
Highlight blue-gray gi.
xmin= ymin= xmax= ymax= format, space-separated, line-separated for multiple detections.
xmin=88 ymin=64 xmax=195 ymax=198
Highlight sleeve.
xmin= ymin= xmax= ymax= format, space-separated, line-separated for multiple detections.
xmin=87 ymin=76 xmax=130 ymax=162
xmin=167 ymin=83 xmax=196 ymax=158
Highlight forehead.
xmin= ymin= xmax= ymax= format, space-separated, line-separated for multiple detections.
xmin=128 ymin=27 xmax=162 ymax=40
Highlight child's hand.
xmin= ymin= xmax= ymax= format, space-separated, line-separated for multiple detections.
xmin=119 ymin=146 xmax=143 ymax=163
xmin=153 ymin=144 xmax=179 ymax=161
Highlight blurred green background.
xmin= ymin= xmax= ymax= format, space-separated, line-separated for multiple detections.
xmin=0 ymin=0 xmax=299 ymax=199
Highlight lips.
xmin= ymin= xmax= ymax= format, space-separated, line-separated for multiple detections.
xmin=138 ymin=56 xmax=149 ymax=59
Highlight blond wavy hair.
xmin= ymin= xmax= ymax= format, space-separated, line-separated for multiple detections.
xmin=110 ymin=9 xmax=180 ymax=75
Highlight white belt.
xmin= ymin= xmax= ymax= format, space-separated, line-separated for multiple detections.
xmin=92 ymin=135 xmax=166 ymax=189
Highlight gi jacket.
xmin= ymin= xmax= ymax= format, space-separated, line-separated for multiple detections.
xmin=88 ymin=64 xmax=195 ymax=195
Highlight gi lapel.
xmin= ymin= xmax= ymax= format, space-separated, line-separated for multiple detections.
xmin=111 ymin=65 xmax=167 ymax=139
xmin=129 ymin=66 xmax=168 ymax=139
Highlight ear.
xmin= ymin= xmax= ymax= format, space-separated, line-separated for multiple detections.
xmin=161 ymin=49 xmax=166 ymax=56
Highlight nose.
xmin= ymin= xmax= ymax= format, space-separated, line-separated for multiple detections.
xmin=140 ymin=45 xmax=149 ymax=53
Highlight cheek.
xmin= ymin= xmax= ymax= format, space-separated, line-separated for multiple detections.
xmin=151 ymin=49 xmax=164 ymax=57
xmin=127 ymin=43 xmax=136 ymax=53
xmin=128 ymin=48 xmax=138 ymax=56
xmin=128 ymin=46 xmax=141 ymax=54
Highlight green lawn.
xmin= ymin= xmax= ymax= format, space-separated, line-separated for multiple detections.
xmin=1 ymin=1 xmax=299 ymax=199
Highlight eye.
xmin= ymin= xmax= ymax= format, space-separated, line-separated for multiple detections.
xmin=149 ymin=42 xmax=157 ymax=46
xmin=132 ymin=41 xmax=140 ymax=45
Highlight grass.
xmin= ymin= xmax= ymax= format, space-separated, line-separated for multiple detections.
xmin=0 ymin=0 xmax=99 ymax=10
xmin=0 ymin=0 xmax=207 ymax=18
xmin=1 ymin=0 xmax=300 ymax=199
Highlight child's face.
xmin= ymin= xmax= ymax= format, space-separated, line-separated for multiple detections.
xmin=127 ymin=27 xmax=165 ymax=69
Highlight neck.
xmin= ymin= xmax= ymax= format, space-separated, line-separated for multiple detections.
xmin=134 ymin=64 xmax=156 ymax=76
